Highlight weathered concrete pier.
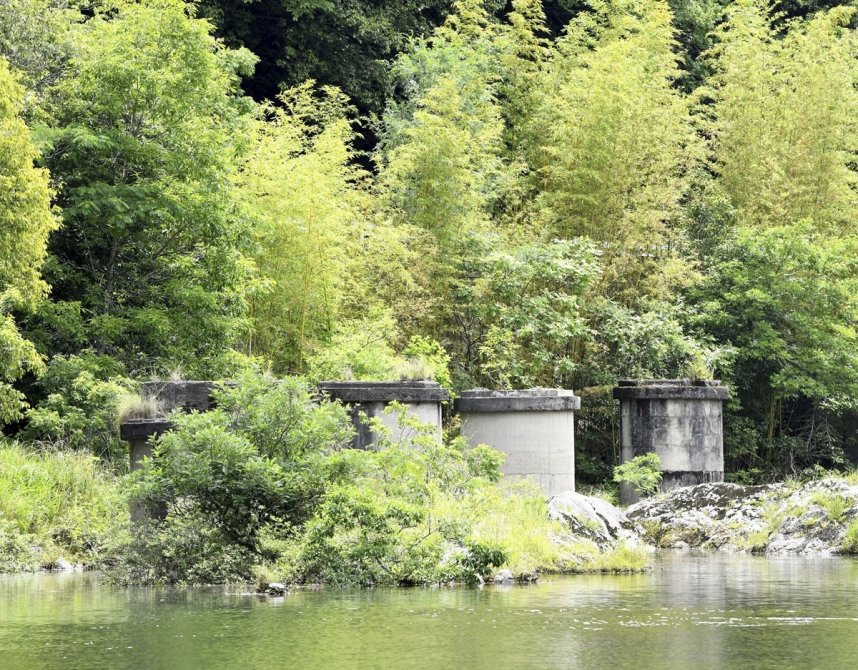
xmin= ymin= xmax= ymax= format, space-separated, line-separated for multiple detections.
xmin=119 ymin=381 xmax=219 ymax=471
xmin=119 ymin=381 xmax=221 ymax=520
xmin=456 ymin=388 xmax=581 ymax=497
xmin=613 ymin=379 xmax=729 ymax=505
xmin=317 ymin=380 xmax=449 ymax=449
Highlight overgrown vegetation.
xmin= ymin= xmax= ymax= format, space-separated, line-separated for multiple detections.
xmin=1 ymin=0 xmax=858 ymax=578
xmin=112 ymin=376 xmax=640 ymax=586
xmin=614 ymin=454 xmax=663 ymax=498
xmin=0 ymin=441 xmax=126 ymax=572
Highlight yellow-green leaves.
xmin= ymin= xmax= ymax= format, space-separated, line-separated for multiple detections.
xmin=524 ymin=0 xmax=694 ymax=301
xmin=702 ymin=0 xmax=858 ymax=234
xmin=0 ymin=58 xmax=56 ymax=423
xmin=239 ymin=84 xmax=362 ymax=371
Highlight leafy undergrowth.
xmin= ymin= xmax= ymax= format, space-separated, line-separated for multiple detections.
xmin=0 ymin=441 xmax=127 ymax=572
xmin=108 ymin=375 xmax=650 ymax=587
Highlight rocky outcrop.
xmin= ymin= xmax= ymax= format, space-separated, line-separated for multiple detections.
xmin=548 ymin=491 xmax=642 ymax=550
xmin=628 ymin=479 xmax=858 ymax=555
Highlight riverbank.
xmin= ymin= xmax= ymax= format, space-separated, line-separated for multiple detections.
xmin=0 ymin=438 xmax=647 ymax=584
xmin=0 ymin=443 xmax=126 ymax=573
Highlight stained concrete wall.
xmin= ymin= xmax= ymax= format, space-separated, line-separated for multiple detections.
xmin=120 ymin=419 xmax=172 ymax=520
xmin=456 ymin=389 xmax=580 ymax=497
xmin=614 ymin=379 xmax=728 ymax=505
xmin=141 ymin=381 xmax=220 ymax=413
xmin=317 ymin=381 xmax=449 ymax=449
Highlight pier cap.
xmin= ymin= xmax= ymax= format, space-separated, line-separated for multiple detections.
xmin=612 ymin=379 xmax=729 ymax=401
xmin=455 ymin=388 xmax=581 ymax=413
xmin=317 ymin=380 xmax=450 ymax=403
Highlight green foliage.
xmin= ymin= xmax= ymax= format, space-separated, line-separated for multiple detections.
xmin=613 ymin=453 xmax=663 ymax=498
xmin=809 ymin=491 xmax=848 ymax=523
xmin=198 ymin=0 xmax=455 ymax=113
xmin=0 ymin=440 xmax=127 ymax=569
xmin=132 ymin=376 xmax=353 ymax=557
xmin=841 ymin=519 xmax=858 ymax=554
xmin=211 ymin=373 xmax=354 ymax=460
xmin=701 ymin=0 xmax=858 ymax=234
xmin=524 ymin=0 xmax=695 ymax=300
xmin=240 ymin=84 xmax=368 ymax=371
xmin=471 ymin=238 xmax=600 ymax=388
xmin=2 ymin=0 xmax=858 ymax=517
xmin=583 ymin=300 xmax=703 ymax=386
xmin=690 ymin=225 xmax=858 ymax=472
xmin=121 ymin=375 xmax=630 ymax=586
xmin=113 ymin=511 xmax=257 ymax=586
xmin=293 ymin=411 xmax=510 ymax=586
xmin=379 ymin=0 xmax=507 ymax=247
xmin=0 ymin=57 xmax=57 ymax=425
xmin=22 ymin=353 xmax=135 ymax=463
xmin=35 ymin=0 xmax=258 ymax=374
xmin=570 ymin=541 xmax=649 ymax=573
xmin=401 ymin=336 xmax=454 ymax=390
xmin=306 ymin=310 xmax=401 ymax=381
xmin=0 ymin=0 xmax=76 ymax=115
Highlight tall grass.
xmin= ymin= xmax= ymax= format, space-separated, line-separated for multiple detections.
xmin=0 ymin=441 xmax=127 ymax=569
xmin=841 ymin=520 xmax=858 ymax=554
xmin=470 ymin=481 xmax=563 ymax=576
xmin=467 ymin=480 xmax=647 ymax=576
xmin=809 ymin=491 xmax=849 ymax=523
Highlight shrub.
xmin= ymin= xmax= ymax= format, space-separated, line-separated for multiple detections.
xmin=121 ymin=373 xmax=644 ymax=586
xmin=124 ymin=374 xmax=355 ymax=583
xmin=294 ymin=410 xmax=509 ymax=586
xmin=22 ymin=353 xmax=136 ymax=463
xmin=111 ymin=513 xmax=256 ymax=586
xmin=613 ymin=453 xmax=663 ymax=499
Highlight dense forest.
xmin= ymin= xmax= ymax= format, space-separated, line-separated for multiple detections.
xmin=1 ymin=0 xmax=857 ymax=498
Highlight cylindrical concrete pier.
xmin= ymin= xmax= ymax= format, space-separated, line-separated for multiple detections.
xmin=317 ymin=381 xmax=449 ymax=449
xmin=455 ymin=388 xmax=581 ymax=497
xmin=613 ymin=379 xmax=729 ymax=505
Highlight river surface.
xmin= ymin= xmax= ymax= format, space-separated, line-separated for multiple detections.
xmin=2 ymin=554 xmax=858 ymax=669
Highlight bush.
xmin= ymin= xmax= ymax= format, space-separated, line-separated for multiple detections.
xmin=613 ymin=453 xmax=663 ymax=499
xmin=121 ymin=374 xmax=355 ymax=583
xmin=22 ymin=353 xmax=136 ymax=464
xmin=111 ymin=514 xmax=257 ymax=586
xmin=294 ymin=410 xmax=508 ymax=586
xmin=131 ymin=375 xmax=353 ymax=555
xmin=120 ymin=373 xmax=644 ymax=586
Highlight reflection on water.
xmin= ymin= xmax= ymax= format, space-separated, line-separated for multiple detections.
xmin=2 ymin=554 xmax=858 ymax=669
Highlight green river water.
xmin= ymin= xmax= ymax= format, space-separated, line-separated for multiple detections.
xmin=2 ymin=554 xmax=858 ymax=669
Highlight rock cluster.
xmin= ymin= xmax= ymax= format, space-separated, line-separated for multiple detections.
xmin=548 ymin=491 xmax=641 ymax=550
xmin=627 ymin=479 xmax=858 ymax=555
